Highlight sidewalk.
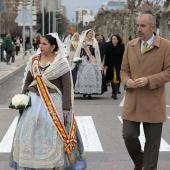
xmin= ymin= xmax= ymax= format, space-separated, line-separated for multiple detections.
xmin=0 ymin=50 xmax=37 ymax=85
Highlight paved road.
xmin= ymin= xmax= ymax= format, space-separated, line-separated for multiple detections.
xmin=0 ymin=68 xmax=170 ymax=170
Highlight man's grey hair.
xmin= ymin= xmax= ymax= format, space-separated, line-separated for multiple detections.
xmin=138 ymin=14 xmax=156 ymax=25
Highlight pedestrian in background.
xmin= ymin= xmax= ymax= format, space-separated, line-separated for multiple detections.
xmin=73 ymin=29 xmax=102 ymax=99
xmin=120 ymin=13 xmax=170 ymax=170
xmin=25 ymin=36 xmax=30 ymax=56
xmin=3 ymin=32 xmax=13 ymax=65
xmin=95 ymin=34 xmax=105 ymax=63
xmin=11 ymin=43 xmax=16 ymax=63
xmin=36 ymin=35 xmax=40 ymax=48
xmin=15 ymin=36 xmax=20 ymax=56
xmin=105 ymin=34 xmax=124 ymax=99
xmin=32 ymin=36 xmax=38 ymax=51
xmin=68 ymin=32 xmax=80 ymax=65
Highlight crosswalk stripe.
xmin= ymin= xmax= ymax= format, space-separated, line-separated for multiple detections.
xmin=0 ymin=108 xmax=9 ymax=110
xmin=76 ymin=116 xmax=103 ymax=152
xmin=0 ymin=116 xmax=18 ymax=153
xmin=0 ymin=116 xmax=103 ymax=153
xmin=119 ymin=96 xmax=125 ymax=107
xmin=118 ymin=116 xmax=170 ymax=151
xmin=119 ymin=95 xmax=170 ymax=108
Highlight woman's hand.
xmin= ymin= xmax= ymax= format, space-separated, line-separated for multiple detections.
xmin=63 ymin=110 xmax=69 ymax=125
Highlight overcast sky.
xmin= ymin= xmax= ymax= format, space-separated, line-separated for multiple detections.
xmin=61 ymin=0 xmax=164 ymax=21
xmin=61 ymin=0 xmax=110 ymax=21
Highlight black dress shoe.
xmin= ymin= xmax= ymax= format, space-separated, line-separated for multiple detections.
xmin=117 ymin=90 xmax=121 ymax=94
xmin=134 ymin=164 xmax=143 ymax=170
xmin=113 ymin=95 xmax=117 ymax=100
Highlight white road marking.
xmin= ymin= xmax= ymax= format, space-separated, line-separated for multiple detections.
xmin=0 ymin=116 xmax=18 ymax=153
xmin=119 ymin=95 xmax=170 ymax=108
xmin=118 ymin=116 xmax=170 ymax=151
xmin=0 ymin=116 xmax=103 ymax=153
xmin=119 ymin=96 xmax=125 ymax=107
xmin=76 ymin=116 xmax=103 ymax=152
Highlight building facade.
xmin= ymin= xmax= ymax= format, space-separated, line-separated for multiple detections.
xmin=107 ymin=1 xmax=126 ymax=11
xmin=76 ymin=8 xmax=93 ymax=23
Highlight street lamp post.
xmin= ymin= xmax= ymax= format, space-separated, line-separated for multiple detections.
xmin=56 ymin=21 xmax=62 ymax=33
xmin=30 ymin=0 xmax=33 ymax=48
xmin=56 ymin=17 xmax=61 ymax=33
xmin=48 ymin=2 xmax=51 ymax=33
xmin=167 ymin=17 xmax=170 ymax=39
xmin=41 ymin=0 xmax=45 ymax=35
xmin=22 ymin=6 xmax=26 ymax=59
xmin=53 ymin=10 xmax=56 ymax=32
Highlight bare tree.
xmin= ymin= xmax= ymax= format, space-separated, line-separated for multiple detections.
xmin=159 ymin=0 xmax=170 ymax=38
xmin=1 ymin=0 xmax=18 ymax=34
xmin=125 ymin=0 xmax=142 ymax=42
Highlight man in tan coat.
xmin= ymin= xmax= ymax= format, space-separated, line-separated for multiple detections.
xmin=120 ymin=13 xmax=170 ymax=170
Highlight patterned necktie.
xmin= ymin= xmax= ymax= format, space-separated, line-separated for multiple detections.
xmin=141 ymin=42 xmax=148 ymax=54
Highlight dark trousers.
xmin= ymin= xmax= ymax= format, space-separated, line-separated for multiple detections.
xmin=123 ymin=120 xmax=163 ymax=170
xmin=111 ymin=82 xmax=118 ymax=95
xmin=6 ymin=51 xmax=12 ymax=63
xmin=16 ymin=46 xmax=20 ymax=55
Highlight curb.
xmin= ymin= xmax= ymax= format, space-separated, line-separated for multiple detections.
xmin=0 ymin=50 xmax=37 ymax=85
xmin=0 ymin=62 xmax=27 ymax=85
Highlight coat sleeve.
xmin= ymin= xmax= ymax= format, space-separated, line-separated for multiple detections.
xmin=120 ymin=44 xmax=125 ymax=64
xmin=147 ymin=41 xmax=170 ymax=89
xmin=21 ymin=71 xmax=34 ymax=94
xmin=61 ymin=71 xmax=71 ymax=110
xmin=3 ymin=38 xmax=7 ymax=49
xmin=120 ymin=43 xmax=131 ymax=86
xmin=104 ymin=44 xmax=109 ymax=67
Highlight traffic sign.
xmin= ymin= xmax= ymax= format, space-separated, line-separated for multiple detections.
xmin=0 ymin=0 xmax=7 ymax=13
xmin=15 ymin=6 xmax=32 ymax=26
xmin=17 ymin=5 xmax=37 ymax=26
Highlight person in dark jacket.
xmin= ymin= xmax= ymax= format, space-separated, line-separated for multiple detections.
xmin=3 ymin=33 xmax=13 ymax=65
xmin=95 ymin=34 xmax=105 ymax=62
xmin=105 ymin=34 xmax=125 ymax=99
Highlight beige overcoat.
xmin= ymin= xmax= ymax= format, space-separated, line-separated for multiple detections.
xmin=120 ymin=34 xmax=170 ymax=123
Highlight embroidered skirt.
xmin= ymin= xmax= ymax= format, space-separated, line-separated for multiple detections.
xmin=9 ymin=92 xmax=87 ymax=170
xmin=74 ymin=56 xmax=102 ymax=95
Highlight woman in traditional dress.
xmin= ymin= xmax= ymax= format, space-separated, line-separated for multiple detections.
xmin=68 ymin=32 xmax=80 ymax=65
xmin=104 ymin=34 xmax=125 ymax=99
xmin=9 ymin=33 xmax=87 ymax=170
xmin=63 ymin=34 xmax=71 ymax=50
xmin=73 ymin=29 xmax=102 ymax=99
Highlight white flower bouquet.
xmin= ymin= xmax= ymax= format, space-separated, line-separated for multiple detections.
xmin=9 ymin=94 xmax=31 ymax=109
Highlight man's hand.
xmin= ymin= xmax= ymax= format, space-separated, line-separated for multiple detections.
xmin=134 ymin=77 xmax=148 ymax=87
xmin=126 ymin=79 xmax=137 ymax=88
